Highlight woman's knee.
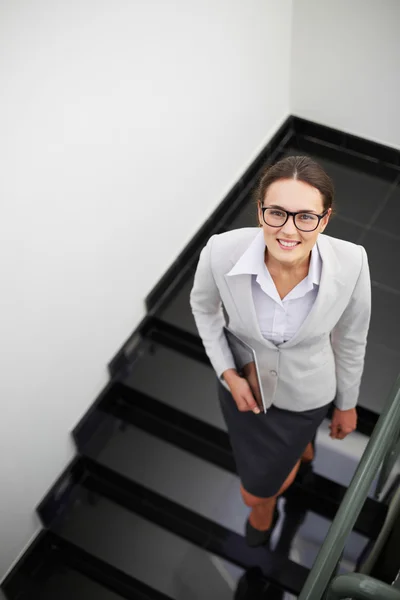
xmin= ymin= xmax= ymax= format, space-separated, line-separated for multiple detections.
xmin=240 ymin=484 xmax=273 ymax=507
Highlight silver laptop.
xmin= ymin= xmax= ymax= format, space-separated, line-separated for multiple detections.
xmin=223 ymin=326 xmax=267 ymax=413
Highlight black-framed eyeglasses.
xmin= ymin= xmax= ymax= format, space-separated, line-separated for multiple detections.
xmin=261 ymin=207 xmax=329 ymax=232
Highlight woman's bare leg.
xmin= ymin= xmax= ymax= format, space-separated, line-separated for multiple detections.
xmin=301 ymin=441 xmax=314 ymax=463
xmin=241 ymin=459 xmax=301 ymax=530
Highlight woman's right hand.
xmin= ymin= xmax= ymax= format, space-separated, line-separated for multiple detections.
xmin=222 ymin=369 xmax=261 ymax=414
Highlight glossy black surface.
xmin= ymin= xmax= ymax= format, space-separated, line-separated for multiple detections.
xmin=1 ymin=529 xmax=171 ymax=600
xmin=363 ymin=228 xmax=400 ymax=292
xmin=318 ymin=216 xmax=364 ymax=244
xmin=30 ymin=568 xmax=126 ymax=600
xmin=52 ymin=484 xmax=244 ymax=600
xmin=373 ymin=185 xmax=400 ymax=236
xmin=80 ymin=458 xmax=310 ymax=596
xmin=125 ymin=342 xmax=226 ymax=430
xmin=369 ymin=285 xmax=400 ymax=354
xmin=158 ymin=274 xmax=198 ymax=337
xmin=85 ymin=413 xmax=239 ymax=532
xmin=80 ymin=410 xmax=371 ymax=575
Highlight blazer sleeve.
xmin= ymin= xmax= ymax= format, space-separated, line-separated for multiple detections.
xmin=330 ymin=245 xmax=371 ymax=410
xmin=189 ymin=235 xmax=236 ymax=379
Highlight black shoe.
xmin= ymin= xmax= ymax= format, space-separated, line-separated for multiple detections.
xmin=234 ymin=567 xmax=269 ymax=599
xmin=245 ymin=505 xmax=280 ymax=548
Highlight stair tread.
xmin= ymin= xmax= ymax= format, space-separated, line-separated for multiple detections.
xmin=157 ymin=275 xmax=198 ymax=336
xmin=80 ymin=411 xmax=369 ymax=572
xmin=51 ymin=483 xmax=245 ymax=600
xmin=2 ymin=529 xmax=177 ymax=600
xmin=84 ymin=412 xmax=240 ymax=534
xmin=125 ymin=339 xmax=225 ymax=431
xmin=28 ymin=566 xmax=127 ymax=600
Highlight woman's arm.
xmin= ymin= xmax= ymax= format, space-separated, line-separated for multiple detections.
xmin=330 ymin=246 xmax=372 ymax=412
xmin=190 ymin=235 xmax=236 ymax=378
xmin=190 ymin=235 xmax=260 ymax=413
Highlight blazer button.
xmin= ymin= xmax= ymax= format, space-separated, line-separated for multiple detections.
xmin=270 ymin=370 xmax=277 ymax=376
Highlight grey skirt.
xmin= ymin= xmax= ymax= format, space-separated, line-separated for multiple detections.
xmin=218 ymin=381 xmax=331 ymax=497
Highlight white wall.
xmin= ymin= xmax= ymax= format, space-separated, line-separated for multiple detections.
xmin=0 ymin=0 xmax=292 ymax=579
xmin=291 ymin=0 xmax=400 ymax=149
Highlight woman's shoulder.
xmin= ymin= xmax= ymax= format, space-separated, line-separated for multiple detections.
xmin=207 ymin=227 xmax=260 ymax=270
xmin=210 ymin=227 xmax=259 ymax=247
xmin=319 ymin=233 xmax=364 ymax=253
xmin=318 ymin=233 xmax=366 ymax=272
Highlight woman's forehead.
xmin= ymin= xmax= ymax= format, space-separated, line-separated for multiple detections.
xmin=264 ymin=179 xmax=324 ymax=211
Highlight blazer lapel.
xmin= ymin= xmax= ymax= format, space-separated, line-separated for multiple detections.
xmin=223 ymin=272 xmax=277 ymax=348
xmin=224 ymin=230 xmax=277 ymax=348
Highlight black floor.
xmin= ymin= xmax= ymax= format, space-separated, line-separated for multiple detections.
xmin=3 ymin=117 xmax=400 ymax=600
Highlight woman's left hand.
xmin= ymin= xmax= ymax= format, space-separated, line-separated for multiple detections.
xmin=329 ymin=407 xmax=357 ymax=440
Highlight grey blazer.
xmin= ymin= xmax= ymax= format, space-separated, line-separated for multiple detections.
xmin=190 ymin=228 xmax=371 ymax=412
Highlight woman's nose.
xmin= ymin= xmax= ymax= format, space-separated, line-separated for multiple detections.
xmin=281 ymin=215 xmax=298 ymax=235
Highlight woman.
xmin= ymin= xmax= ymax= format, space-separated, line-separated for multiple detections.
xmin=190 ymin=156 xmax=371 ymax=547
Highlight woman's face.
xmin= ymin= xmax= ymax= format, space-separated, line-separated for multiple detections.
xmin=258 ymin=178 xmax=331 ymax=267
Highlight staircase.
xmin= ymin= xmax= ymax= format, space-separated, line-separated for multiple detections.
xmin=3 ymin=117 xmax=400 ymax=599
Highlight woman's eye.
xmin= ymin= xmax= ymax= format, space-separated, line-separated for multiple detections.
xmin=272 ymin=210 xmax=285 ymax=217
xmin=300 ymin=213 xmax=315 ymax=221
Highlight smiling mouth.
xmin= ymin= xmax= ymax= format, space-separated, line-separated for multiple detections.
xmin=277 ymin=239 xmax=301 ymax=249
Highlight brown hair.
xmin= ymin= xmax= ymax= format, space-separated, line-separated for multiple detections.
xmin=253 ymin=155 xmax=335 ymax=213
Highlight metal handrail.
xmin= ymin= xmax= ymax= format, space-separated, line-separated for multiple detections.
xmin=326 ymin=574 xmax=400 ymax=600
xmin=298 ymin=373 xmax=400 ymax=600
xmin=375 ymin=432 xmax=400 ymax=498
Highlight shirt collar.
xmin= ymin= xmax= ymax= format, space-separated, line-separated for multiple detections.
xmin=226 ymin=230 xmax=266 ymax=277
xmin=227 ymin=229 xmax=322 ymax=286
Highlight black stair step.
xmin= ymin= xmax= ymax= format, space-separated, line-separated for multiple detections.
xmin=1 ymin=531 xmax=170 ymax=600
xmin=40 ymin=477 xmax=252 ymax=599
xmin=38 ymin=457 xmax=309 ymax=596
xmin=51 ymin=532 xmax=175 ymax=600
xmin=123 ymin=321 xmax=379 ymax=437
xmin=78 ymin=411 xmax=239 ymax=534
xmin=156 ymin=273 xmax=199 ymax=338
xmin=37 ymin=461 xmax=259 ymax=597
xmin=22 ymin=566 xmax=128 ymax=600
xmin=75 ymin=408 xmax=371 ymax=575
xmin=88 ymin=382 xmax=386 ymax=541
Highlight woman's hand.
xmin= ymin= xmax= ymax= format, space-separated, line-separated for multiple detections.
xmin=330 ymin=407 xmax=357 ymax=439
xmin=222 ymin=369 xmax=261 ymax=414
